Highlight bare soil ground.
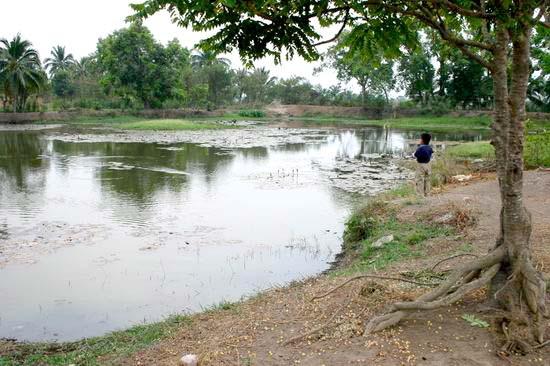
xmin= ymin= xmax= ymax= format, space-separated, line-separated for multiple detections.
xmin=115 ymin=171 xmax=550 ymax=366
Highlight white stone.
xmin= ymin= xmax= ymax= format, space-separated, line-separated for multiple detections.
xmin=372 ymin=234 xmax=394 ymax=249
xmin=178 ymin=354 xmax=198 ymax=366
xmin=434 ymin=213 xmax=454 ymax=224
xmin=453 ymin=174 xmax=472 ymax=182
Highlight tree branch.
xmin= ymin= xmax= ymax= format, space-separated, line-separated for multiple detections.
xmin=429 ymin=0 xmax=496 ymax=19
xmin=534 ymin=3 xmax=546 ymax=21
xmin=312 ymin=10 xmax=350 ymax=47
xmin=405 ymin=7 xmax=495 ymax=70
xmin=418 ymin=5 xmax=494 ymax=51
xmin=480 ymin=1 xmax=493 ymax=43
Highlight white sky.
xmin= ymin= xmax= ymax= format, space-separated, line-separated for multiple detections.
xmin=1 ymin=0 xmax=356 ymax=90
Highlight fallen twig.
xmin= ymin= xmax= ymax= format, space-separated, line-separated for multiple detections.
xmin=431 ymin=253 xmax=479 ymax=271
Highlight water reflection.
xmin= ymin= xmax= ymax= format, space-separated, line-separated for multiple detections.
xmin=0 ymin=132 xmax=48 ymax=190
xmin=0 ymin=126 xmax=487 ymax=342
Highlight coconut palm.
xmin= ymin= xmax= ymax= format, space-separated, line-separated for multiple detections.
xmin=191 ymin=50 xmax=230 ymax=69
xmin=235 ymin=68 xmax=249 ymax=103
xmin=0 ymin=34 xmax=45 ymax=113
xmin=44 ymin=45 xmax=75 ymax=76
xmin=71 ymin=56 xmax=94 ymax=78
xmin=243 ymin=67 xmax=277 ymax=104
xmin=0 ymin=72 xmax=7 ymax=111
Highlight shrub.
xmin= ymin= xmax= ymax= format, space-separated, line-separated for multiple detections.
xmin=238 ymin=109 xmax=266 ymax=118
xmin=525 ymin=130 xmax=550 ymax=168
xmin=344 ymin=200 xmax=389 ymax=243
xmin=430 ymin=156 xmax=469 ymax=187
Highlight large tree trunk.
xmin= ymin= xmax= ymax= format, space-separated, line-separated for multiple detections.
xmin=489 ymin=24 xmax=548 ymax=345
xmin=438 ymin=55 xmax=447 ymax=97
xmin=360 ymin=83 xmax=367 ymax=107
xmin=366 ymin=20 xmax=548 ymax=348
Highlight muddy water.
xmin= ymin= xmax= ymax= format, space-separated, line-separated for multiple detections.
xmin=0 ymin=125 xmax=487 ymax=341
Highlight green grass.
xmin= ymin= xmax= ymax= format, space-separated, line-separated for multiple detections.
xmin=356 ymin=218 xmax=453 ymax=271
xmin=37 ymin=112 xmax=270 ymax=126
xmin=116 ymin=119 xmax=236 ymax=131
xmin=381 ymin=184 xmax=417 ymax=199
xmin=444 ymin=133 xmax=550 ymax=168
xmin=525 ymin=130 xmax=550 ymax=168
xmin=0 ymin=315 xmax=190 ymax=366
xmin=341 ymin=198 xmax=453 ymax=273
xmin=202 ymin=300 xmax=237 ymax=313
xmin=237 ymin=109 xmax=266 ymax=118
xmin=291 ymin=115 xmax=494 ymax=130
xmin=445 ymin=141 xmax=496 ymax=159
xmin=38 ymin=115 xmax=147 ymax=125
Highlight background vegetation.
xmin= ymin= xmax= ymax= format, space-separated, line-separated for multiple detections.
xmin=1 ymin=22 xmax=549 ymax=114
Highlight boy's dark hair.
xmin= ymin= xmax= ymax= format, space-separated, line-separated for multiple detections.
xmin=421 ymin=133 xmax=431 ymax=144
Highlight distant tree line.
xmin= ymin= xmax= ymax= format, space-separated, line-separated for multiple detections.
xmin=1 ymin=22 xmax=549 ymax=113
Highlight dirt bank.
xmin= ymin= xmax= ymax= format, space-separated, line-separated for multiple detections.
xmin=106 ymin=171 xmax=550 ymax=366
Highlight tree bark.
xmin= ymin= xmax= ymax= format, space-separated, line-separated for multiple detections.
xmin=489 ymin=22 xmax=548 ymax=344
xmin=438 ymin=55 xmax=447 ymax=97
xmin=12 ymin=85 xmax=17 ymax=113
xmin=360 ymin=82 xmax=367 ymax=107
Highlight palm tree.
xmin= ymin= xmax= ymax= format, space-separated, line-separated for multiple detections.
xmin=235 ymin=68 xmax=249 ymax=103
xmin=71 ymin=56 xmax=94 ymax=78
xmin=0 ymin=72 xmax=7 ymax=111
xmin=0 ymin=34 xmax=45 ymax=113
xmin=244 ymin=67 xmax=277 ymax=104
xmin=191 ymin=50 xmax=230 ymax=68
xmin=44 ymin=45 xmax=75 ymax=76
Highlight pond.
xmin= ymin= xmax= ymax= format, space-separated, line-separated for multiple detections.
xmin=0 ymin=124 xmax=488 ymax=341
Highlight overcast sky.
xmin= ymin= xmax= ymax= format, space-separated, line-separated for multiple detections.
xmin=1 ymin=0 xmax=356 ymax=90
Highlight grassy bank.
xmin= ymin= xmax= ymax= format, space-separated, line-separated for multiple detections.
xmin=39 ymin=115 xmax=148 ymax=125
xmin=444 ymin=131 xmax=550 ymax=168
xmin=35 ymin=112 xmax=550 ymax=132
xmin=34 ymin=110 xmax=268 ymax=126
xmin=292 ymin=114 xmax=550 ymax=131
xmin=116 ymin=119 xmax=237 ymax=131
xmin=338 ymin=184 xmax=470 ymax=275
xmin=38 ymin=116 xmax=241 ymax=130
xmin=0 ymin=315 xmax=189 ymax=366
xmin=291 ymin=115 xmax=494 ymax=130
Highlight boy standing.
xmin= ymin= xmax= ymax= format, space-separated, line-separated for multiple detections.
xmin=414 ymin=133 xmax=433 ymax=197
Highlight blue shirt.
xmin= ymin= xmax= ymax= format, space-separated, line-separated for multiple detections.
xmin=414 ymin=144 xmax=433 ymax=164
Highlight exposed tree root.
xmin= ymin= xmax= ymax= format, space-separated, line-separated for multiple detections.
xmin=534 ymin=339 xmax=550 ymax=349
xmin=364 ymin=246 xmax=506 ymax=334
xmin=310 ymin=274 xmax=438 ymax=302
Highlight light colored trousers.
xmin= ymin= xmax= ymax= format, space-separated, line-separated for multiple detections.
xmin=416 ymin=162 xmax=432 ymax=197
